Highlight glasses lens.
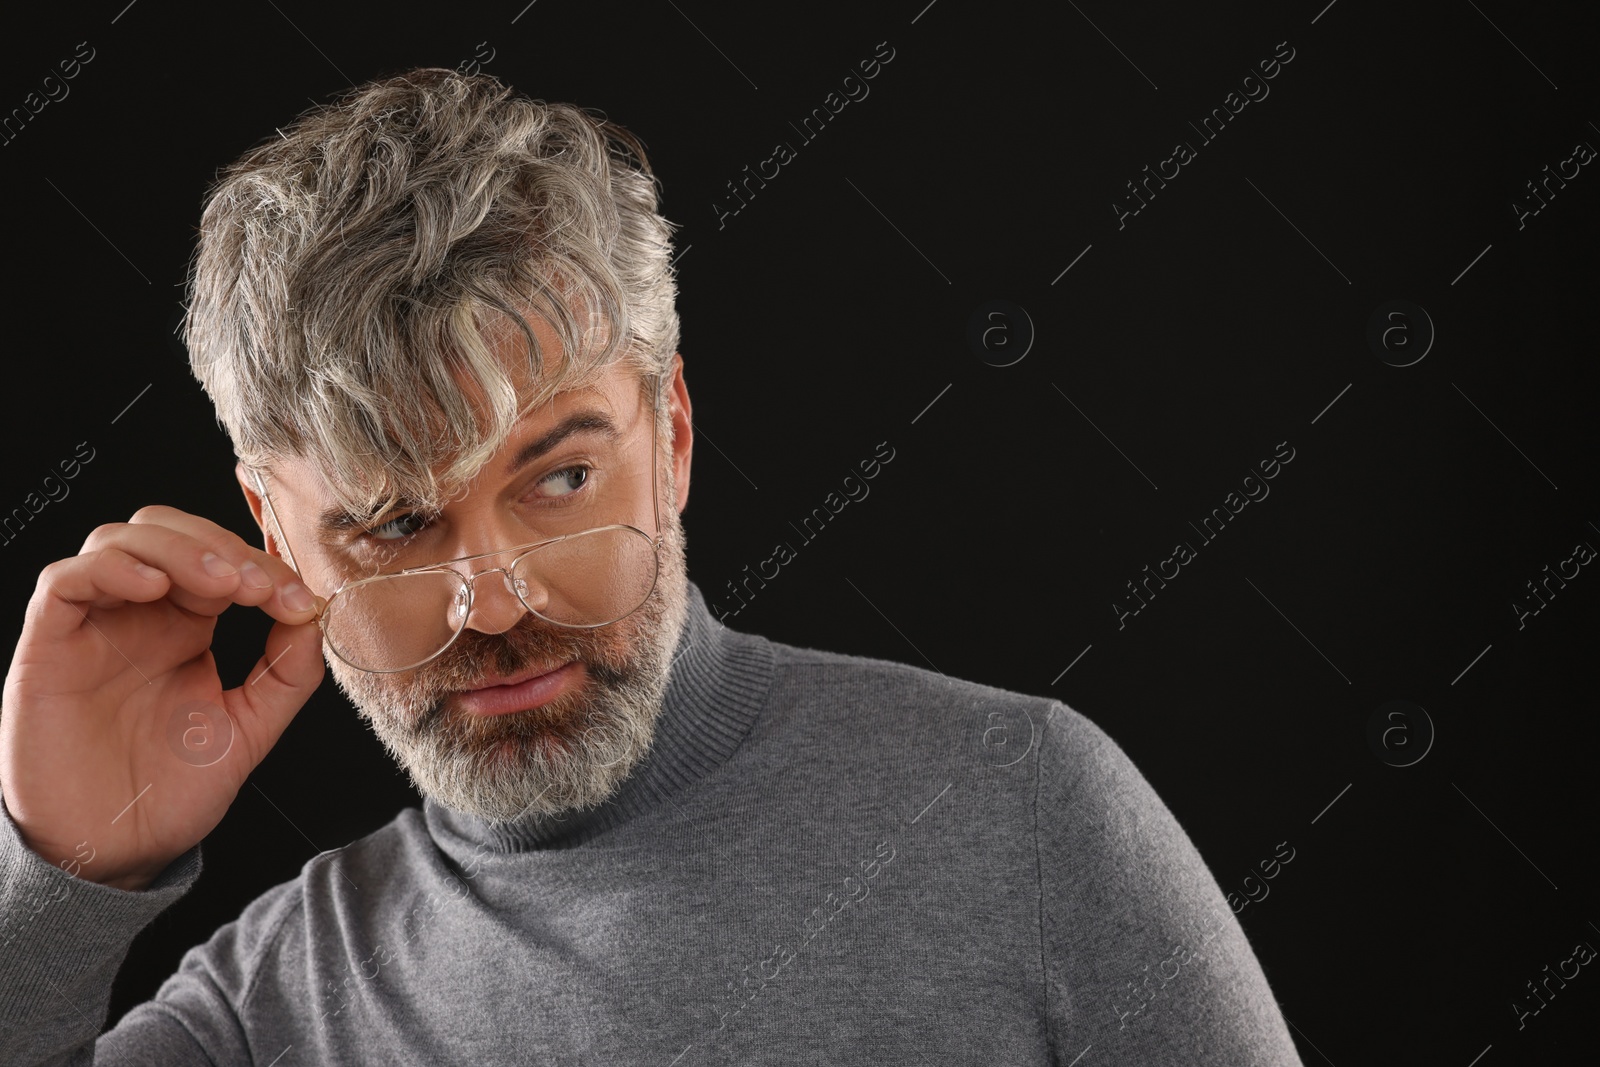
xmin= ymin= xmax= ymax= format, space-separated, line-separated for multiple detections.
xmin=322 ymin=569 xmax=470 ymax=673
xmin=510 ymin=525 xmax=659 ymax=627
xmin=321 ymin=526 xmax=659 ymax=672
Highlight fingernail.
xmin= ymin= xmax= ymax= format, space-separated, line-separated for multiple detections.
xmin=282 ymin=583 xmax=315 ymax=613
xmin=135 ymin=563 xmax=167 ymax=582
xmin=203 ymin=552 xmax=238 ymax=578
xmin=239 ymin=561 xmax=273 ymax=589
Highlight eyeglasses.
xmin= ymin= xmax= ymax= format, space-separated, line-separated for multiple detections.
xmin=252 ymin=373 xmax=665 ymax=674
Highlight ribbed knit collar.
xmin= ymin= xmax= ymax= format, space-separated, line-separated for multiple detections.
xmin=423 ymin=579 xmax=773 ymax=851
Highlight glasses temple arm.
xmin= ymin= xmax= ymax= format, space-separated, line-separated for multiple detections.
xmin=652 ymin=372 xmax=662 ymax=540
xmin=251 ymin=469 xmax=304 ymax=577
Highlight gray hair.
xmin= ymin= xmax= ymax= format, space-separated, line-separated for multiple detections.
xmin=181 ymin=66 xmax=680 ymax=521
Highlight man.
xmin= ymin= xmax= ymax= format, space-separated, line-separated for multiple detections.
xmin=0 ymin=68 xmax=1304 ymax=1064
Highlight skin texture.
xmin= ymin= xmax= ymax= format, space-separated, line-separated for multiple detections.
xmin=237 ymin=334 xmax=696 ymax=825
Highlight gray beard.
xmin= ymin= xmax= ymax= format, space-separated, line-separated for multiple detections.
xmin=327 ymin=507 xmax=689 ymax=825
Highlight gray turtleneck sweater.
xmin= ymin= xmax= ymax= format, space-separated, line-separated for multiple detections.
xmin=1 ymin=581 xmax=1303 ymax=1065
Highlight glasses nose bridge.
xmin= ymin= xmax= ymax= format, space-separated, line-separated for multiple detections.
xmin=459 ymin=557 xmax=530 ymax=604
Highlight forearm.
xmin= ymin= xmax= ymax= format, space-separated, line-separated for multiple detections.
xmin=0 ymin=796 xmax=202 ymax=1066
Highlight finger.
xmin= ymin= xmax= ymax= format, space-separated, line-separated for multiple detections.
xmin=223 ymin=615 xmax=327 ymax=755
xmin=160 ymin=578 xmax=323 ymax=625
xmin=78 ymin=517 xmax=318 ymax=627
xmin=122 ymin=504 xmax=305 ymax=589
xmin=32 ymin=547 xmax=172 ymax=616
xmin=125 ymin=505 xmax=323 ymax=624
xmin=29 ymin=549 xmax=191 ymax=639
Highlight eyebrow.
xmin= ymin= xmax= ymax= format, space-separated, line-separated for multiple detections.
xmin=316 ymin=408 xmax=623 ymax=535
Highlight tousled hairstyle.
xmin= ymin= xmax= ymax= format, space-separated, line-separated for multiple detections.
xmin=181 ymin=66 xmax=680 ymax=522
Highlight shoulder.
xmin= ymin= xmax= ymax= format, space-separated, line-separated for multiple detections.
xmin=736 ymin=625 xmax=1153 ymax=799
xmin=764 ymin=634 xmax=1057 ymax=734
xmin=1036 ymin=700 xmax=1148 ymax=799
xmin=737 ymin=630 xmax=1076 ymax=784
xmin=172 ymin=808 xmax=430 ymax=1003
xmin=1031 ymin=702 xmax=1221 ymax=916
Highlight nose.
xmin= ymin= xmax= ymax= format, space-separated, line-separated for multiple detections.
xmin=458 ymin=564 xmax=551 ymax=635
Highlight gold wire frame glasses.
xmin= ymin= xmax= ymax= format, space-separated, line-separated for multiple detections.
xmin=251 ymin=373 xmax=665 ymax=674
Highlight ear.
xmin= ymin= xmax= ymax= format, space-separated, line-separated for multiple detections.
xmin=234 ymin=461 xmax=282 ymax=560
xmin=664 ymin=352 xmax=692 ymax=513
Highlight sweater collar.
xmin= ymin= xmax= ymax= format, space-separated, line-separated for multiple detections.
xmin=423 ymin=579 xmax=773 ymax=851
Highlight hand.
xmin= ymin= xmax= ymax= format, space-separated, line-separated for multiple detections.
xmin=1 ymin=505 xmax=326 ymax=891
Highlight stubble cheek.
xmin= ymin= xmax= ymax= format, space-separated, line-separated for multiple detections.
xmin=329 ymin=659 xmax=436 ymax=736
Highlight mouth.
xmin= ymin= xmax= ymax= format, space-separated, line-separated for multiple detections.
xmin=453 ymin=660 xmax=580 ymax=717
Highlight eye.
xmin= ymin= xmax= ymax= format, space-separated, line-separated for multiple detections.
xmin=358 ymin=464 xmax=591 ymax=543
xmin=366 ymin=511 xmax=430 ymax=542
xmin=537 ymin=465 xmax=591 ymax=500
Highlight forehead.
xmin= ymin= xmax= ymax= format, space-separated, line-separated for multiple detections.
xmin=268 ymin=357 xmax=644 ymax=518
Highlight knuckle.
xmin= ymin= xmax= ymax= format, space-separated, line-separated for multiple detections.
xmin=32 ymin=554 xmax=89 ymax=605
xmin=128 ymin=504 xmax=173 ymax=525
xmin=80 ymin=522 xmax=127 ymax=551
xmin=35 ymin=557 xmax=69 ymax=590
xmin=78 ymin=548 xmax=116 ymax=580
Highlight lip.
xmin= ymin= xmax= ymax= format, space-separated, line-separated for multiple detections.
xmin=454 ymin=661 xmax=580 ymax=717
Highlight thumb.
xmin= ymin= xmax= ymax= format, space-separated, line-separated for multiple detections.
xmin=223 ymin=614 xmax=327 ymax=752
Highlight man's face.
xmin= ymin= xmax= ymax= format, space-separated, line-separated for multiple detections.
xmin=243 ymin=340 xmax=693 ymax=825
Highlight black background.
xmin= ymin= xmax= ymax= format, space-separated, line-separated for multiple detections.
xmin=2 ymin=0 xmax=1596 ymax=1062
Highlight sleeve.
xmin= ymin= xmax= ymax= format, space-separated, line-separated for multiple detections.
xmin=0 ymin=794 xmax=214 ymax=1066
xmin=1036 ymin=702 xmax=1304 ymax=1066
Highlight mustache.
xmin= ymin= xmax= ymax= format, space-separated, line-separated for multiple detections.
xmin=408 ymin=616 xmax=593 ymax=699
xmin=401 ymin=616 xmax=639 ymax=744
